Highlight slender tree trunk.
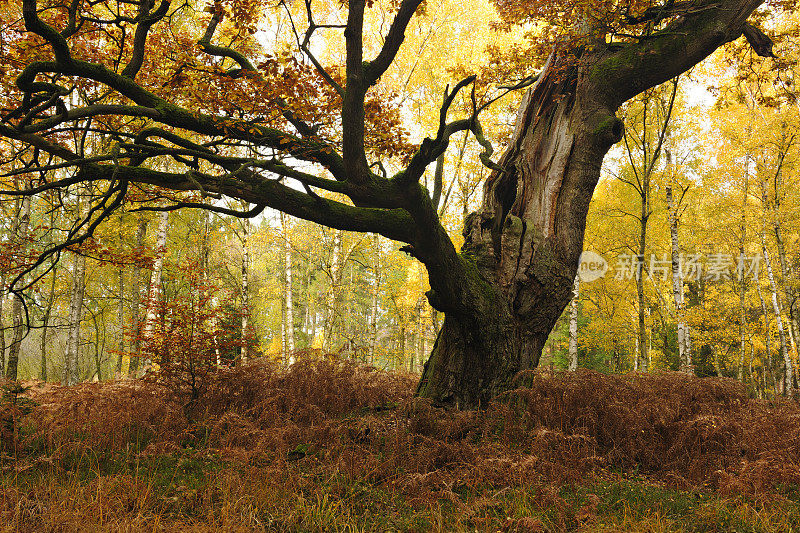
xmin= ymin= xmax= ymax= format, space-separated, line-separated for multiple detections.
xmin=0 ymin=270 xmax=6 ymax=376
xmin=115 ymin=267 xmax=126 ymax=376
xmin=369 ymin=234 xmax=381 ymax=365
xmin=129 ymin=218 xmax=147 ymax=375
xmin=64 ymin=250 xmax=86 ymax=385
xmin=280 ymin=212 xmax=295 ymax=361
xmin=39 ymin=264 xmax=57 ymax=381
xmin=666 ymin=147 xmax=691 ymax=372
xmin=140 ymin=211 xmax=169 ymax=374
xmin=756 ymin=272 xmax=774 ymax=393
xmin=762 ymin=231 xmax=793 ymax=395
xmin=737 ymin=158 xmax=751 ymax=382
xmin=399 ymin=324 xmax=405 ymax=371
xmin=324 ymin=230 xmax=342 ymax=350
xmin=637 ymin=172 xmax=650 ymax=372
xmin=568 ymin=274 xmax=580 ymax=371
xmin=241 ymin=208 xmax=250 ymax=364
xmin=6 ymin=194 xmax=31 ymax=381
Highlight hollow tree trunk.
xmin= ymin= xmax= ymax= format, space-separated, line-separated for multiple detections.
xmin=416 ymin=4 xmax=764 ymax=407
xmin=418 ymin=52 xmax=624 ymax=407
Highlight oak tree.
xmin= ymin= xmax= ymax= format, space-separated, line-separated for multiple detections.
xmin=0 ymin=0 xmax=782 ymax=405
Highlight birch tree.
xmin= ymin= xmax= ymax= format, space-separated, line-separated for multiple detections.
xmin=139 ymin=211 xmax=169 ymax=374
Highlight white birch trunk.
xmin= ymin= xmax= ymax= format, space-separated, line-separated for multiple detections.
xmin=129 ymin=219 xmax=147 ymax=375
xmin=64 ymin=250 xmax=86 ymax=385
xmin=240 ymin=210 xmax=250 ymax=364
xmin=6 ymin=194 xmax=31 ymax=381
xmin=39 ymin=264 xmax=57 ymax=381
xmin=369 ymin=234 xmax=381 ymax=365
xmin=762 ymin=231 xmax=794 ymax=396
xmin=140 ymin=211 xmax=169 ymax=373
xmin=737 ymin=159 xmax=750 ymax=382
xmin=568 ymin=274 xmax=580 ymax=372
xmin=665 ymin=163 xmax=690 ymax=372
xmin=324 ymin=229 xmax=342 ymax=351
xmin=280 ymin=212 xmax=295 ymax=362
xmin=756 ymin=278 xmax=774 ymax=393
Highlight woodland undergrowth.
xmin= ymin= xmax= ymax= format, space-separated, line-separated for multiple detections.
xmin=2 ymin=362 xmax=800 ymax=532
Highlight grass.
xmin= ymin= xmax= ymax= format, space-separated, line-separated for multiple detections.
xmin=3 ymin=361 xmax=800 ymax=531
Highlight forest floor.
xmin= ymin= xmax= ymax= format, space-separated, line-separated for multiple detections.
xmin=2 ymin=361 xmax=800 ymax=532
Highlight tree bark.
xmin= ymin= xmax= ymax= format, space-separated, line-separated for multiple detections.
xmin=369 ymin=233 xmax=381 ymax=364
xmin=568 ymin=273 xmax=580 ymax=371
xmin=241 ymin=206 xmax=250 ymax=364
xmin=64 ymin=249 xmax=86 ymax=385
xmin=280 ymin=212 xmax=295 ymax=361
xmin=129 ymin=218 xmax=147 ymax=375
xmin=6 ymin=193 xmax=31 ymax=381
xmin=762 ymin=230 xmax=793 ymax=396
xmin=140 ymin=211 xmax=169 ymax=374
xmin=39 ymin=264 xmax=57 ymax=381
xmin=418 ymin=2 xmax=763 ymax=406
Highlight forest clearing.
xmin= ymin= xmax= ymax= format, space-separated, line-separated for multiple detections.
xmin=2 ymin=0 xmax=800 ymax=529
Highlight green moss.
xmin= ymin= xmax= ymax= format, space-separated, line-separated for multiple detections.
xmin=593 ymin=115 xmax=619 ymax=137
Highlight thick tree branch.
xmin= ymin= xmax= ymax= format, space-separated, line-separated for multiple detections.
xmin=599 ymin=0 xmax=766 ymax=105
xmin=76 ymin=162 xmax=416 ymax=243
xmin=342 ymin=0 xmax=369 ymax=182
xmin=364 ymin=0 xmax=424 ymax=86
xmin=22 ymin=0 xmax=73 ymax=66
xmin=133 ymin=201 xmax=267 ymax=218
xmin=121 ymin=0 xmax=171 ymax=78
xmin=197 ymin=12 xmax=258 ymax=76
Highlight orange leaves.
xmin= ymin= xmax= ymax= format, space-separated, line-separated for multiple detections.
xmin=492 ymin=0 xmax=686 ymax=39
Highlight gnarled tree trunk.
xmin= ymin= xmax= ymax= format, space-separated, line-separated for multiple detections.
xmin=418 ymin=1 xmax=763 ymax=407
xmin=418 ymin=53 xmax=624 ymax=407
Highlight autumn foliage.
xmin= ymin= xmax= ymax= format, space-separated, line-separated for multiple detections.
xmin=4 ymin=364 xmax=800 ymax=529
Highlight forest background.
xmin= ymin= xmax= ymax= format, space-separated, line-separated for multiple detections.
xmin=0 ymin=0 xmax=797 ymax=399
